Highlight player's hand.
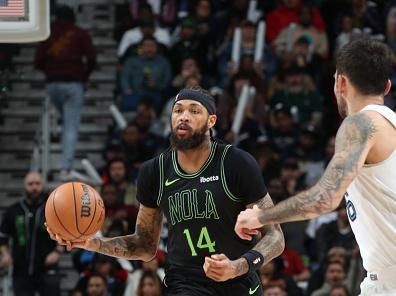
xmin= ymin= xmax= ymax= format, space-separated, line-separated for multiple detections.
xmin=235 ymin=205 xmax=263 ymax=240
xmin=203 ymin=254 xmax=241 ymax=282
xmin=45 ymin=222 xmax=98 ymax=252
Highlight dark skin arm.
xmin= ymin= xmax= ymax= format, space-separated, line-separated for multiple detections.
xmin=204 ymin=194 xmax=285 ymax=281
xmin=235 ymin=112 xmax=377 ymax=234
xmin=47 ymin=205 xmax=163 ymax=261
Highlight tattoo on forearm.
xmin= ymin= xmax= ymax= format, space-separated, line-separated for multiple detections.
xmin=258 ymin=113 xmax=377 ymax=225
xmin=97 ymin=207 xmax=163 ymax=259
xmin=252 ymin=195 xmax=285 ymax=264
xmin=235 ymin=257 xmax=249 ymax=276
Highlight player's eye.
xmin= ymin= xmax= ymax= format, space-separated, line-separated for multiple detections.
xmin=173 ymin=109 xmax=182 ymax=113
xmin=191 ymin=109 xmax=200 ymax=114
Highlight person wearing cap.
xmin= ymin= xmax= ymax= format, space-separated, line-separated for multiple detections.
xmin=48 ymin=86 xmax=284 ymax=296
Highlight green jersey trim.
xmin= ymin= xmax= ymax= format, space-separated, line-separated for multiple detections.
xmin=171 ymin=141 xmax=218 ymax=179
xmin=221 ymin=145 xmax=242 ymax=202
xmin=157 ymin=154 xmax=164 ymax=206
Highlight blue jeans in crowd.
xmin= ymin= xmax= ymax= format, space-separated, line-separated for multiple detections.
xmin=46 ymin=82 xmax=84 ymax=171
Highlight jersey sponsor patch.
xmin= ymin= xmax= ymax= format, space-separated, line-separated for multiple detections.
xmin=199 ymin=175 xmax=219 ymax=183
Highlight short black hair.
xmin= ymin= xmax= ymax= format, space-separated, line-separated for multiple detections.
xmin=336 ymin=38 xmax=393 ymax=95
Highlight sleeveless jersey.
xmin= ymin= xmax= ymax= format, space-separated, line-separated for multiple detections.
xmin=345 ymin=104 xmax=396 ymax=271
xmin=136 ymin=142 xmax=267 ymax=275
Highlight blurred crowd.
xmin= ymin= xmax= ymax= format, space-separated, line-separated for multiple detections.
xmin=2 ymin=0 xmax=396 ymax=295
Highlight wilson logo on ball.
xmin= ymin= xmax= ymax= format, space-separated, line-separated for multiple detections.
xmin=81 ymin=184 xmax=91 ymax=217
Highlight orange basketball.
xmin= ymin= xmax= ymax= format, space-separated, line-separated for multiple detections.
xmin=45 ymin=182 xmax=105 ymax=242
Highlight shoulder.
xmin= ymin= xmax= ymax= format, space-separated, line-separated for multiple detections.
xmin=4 ymin=200 xmax=23 ymax=215
xmin=140 ymin=155 xmax=162 ymax=174
xmin=337 ymin=112 xmax=378 ymax=143
xmin=223 ymin=145 xmax=258 ymax=166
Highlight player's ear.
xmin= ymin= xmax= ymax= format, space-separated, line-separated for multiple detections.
xmin=208 ymin=115 xmax=217 ymax=129
xmin=337 ymin=73 xmax=348 ymax=97
xmin=384 ymin=79 xmax=391 ymax=96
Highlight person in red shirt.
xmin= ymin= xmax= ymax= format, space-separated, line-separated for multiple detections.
xmin=35 ymin=5 xmax=97 ymax=180
xmin=266 ymin=0 xmax=325 ymax=44
xmin=281 ymin=247 xmax=311 ymax=282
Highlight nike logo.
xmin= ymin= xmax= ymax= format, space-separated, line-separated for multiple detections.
xmin=165 ymin=178 xmax=180 ymax=187
xmin=249 ymin=285 xmax=260 ymax=295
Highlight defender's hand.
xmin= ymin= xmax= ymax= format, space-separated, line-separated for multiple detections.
xmin=235 ymin=206 xmax=263 ymax=240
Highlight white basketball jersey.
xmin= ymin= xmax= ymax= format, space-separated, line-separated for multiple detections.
xmin=345 ymin=105 xmax=396 ymax=272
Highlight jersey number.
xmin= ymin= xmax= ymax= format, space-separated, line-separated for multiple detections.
xmin=183 ymin=227 xmax=216 ymax=256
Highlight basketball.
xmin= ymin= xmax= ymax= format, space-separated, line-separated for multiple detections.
xmin=45 ymin=182 xmax=105 ymax=242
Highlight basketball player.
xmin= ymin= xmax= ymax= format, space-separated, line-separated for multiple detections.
xmin=235 ymin=38 xmax=396 ymax=295
xmin=47 ymin=86 xmax=285 ymax=295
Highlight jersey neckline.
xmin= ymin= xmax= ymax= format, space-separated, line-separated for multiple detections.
xmin=171 ymin=141 xmax=218 ymax=179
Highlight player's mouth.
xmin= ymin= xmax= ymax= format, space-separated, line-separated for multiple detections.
xmin=176 ymin=124 xmax=192 ymax=136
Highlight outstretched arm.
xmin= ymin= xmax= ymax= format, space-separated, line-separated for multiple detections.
xmin=48 ymin=205 xmax=163 ymax=262
xmin=204 ymin=194 xmax=285 ymax=281
xmin=236 ymin=112 xmax=377 ymax=232
xmin=233 ymin=194 xmax=285 ymax=275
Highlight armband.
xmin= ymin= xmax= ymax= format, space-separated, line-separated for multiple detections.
xmin=240 ymin=250 xmax=264 ymax=273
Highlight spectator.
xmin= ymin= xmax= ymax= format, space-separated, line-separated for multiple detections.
xmin=86 ymin=273 xmax=109 ymax=296
xmin=117 ymin=6 xmax=171 ymax=59
xmin=264 ymin=283 xmax=288 ymax=296
xmin=100 ymin=183 xmax=138 ymax=233
xmin=106 ymin=159 xmax=139 ymax=209
xmin=260 ymin=257 xmax=303 ymax=296
xmin=281 ymin=247 xmax=311 ymax=282
xmin=124 ymin=252 xmax=165 ymax=296
xmin=330 ymin=284 xmax=350 ymax=296
xmin=253 ymin=142 xmax=282 ymax=184
xmin=136 ymin=270 xmax=163 ymax=296
xmin=316 ymin=200 xmax=356 ymax=262
xmin=335 ymin=15 xmax=355 ymax=52
xmin=267 ymin=107 xmax=300 ymax=158
xmin=120 ymin=36 xmax=171 ymax=111
xmin=0 ymin=171 xmax=63 ymax=296
xmin=311 ymin=261 xmax=349 ymax=296
xmin=34 ymin=5 xmax=97 ymax=181
xmin=169 ymin=18 xmax=202 ymax=75
xmin=307 ymin=246 xmax=354 ymax=295
xmin=274 ymin=5 xmax=329 ymax=59
xmin=269 ymin=64 xmax=322 ymax=127
xmin=74 ymin=254 xmax=128 ymax=296
xmin=171 ymin=56 xmax=203 ymax=90
xmin=266 ymin=0 xmax=325 ymax=43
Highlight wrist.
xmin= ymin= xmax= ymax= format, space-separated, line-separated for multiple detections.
xmin=240 ymin=250 xmax=264 ymax=273
xmin=233 ymin=257 xmax=249 ymax=278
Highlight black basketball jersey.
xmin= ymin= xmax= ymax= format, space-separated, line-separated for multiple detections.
xmin=137 ymin=141 xmax=267 ymax=275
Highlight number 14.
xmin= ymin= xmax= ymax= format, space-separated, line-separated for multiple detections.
xmin=183 ymin=227 xmax=216 ymax=256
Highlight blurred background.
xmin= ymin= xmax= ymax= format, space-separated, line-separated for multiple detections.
xmin=0 ymin=0 xmax=395 ymax=295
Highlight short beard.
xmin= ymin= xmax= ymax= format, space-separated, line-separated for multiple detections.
xmin=170 ymin=125 xmax=208 ymax=151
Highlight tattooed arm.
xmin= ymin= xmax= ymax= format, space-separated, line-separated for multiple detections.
xmin=233 ymin=194 xmax=285 ymax=277
xmin=204 ymin=194 xmax=284 ymax=281
xmin=91 ymin=205 xmax=163 ymax=261
xmin=235 ymin=112 xmax=377 ymax=233
xmin=47 ymin=205 xmax=163 ymax=261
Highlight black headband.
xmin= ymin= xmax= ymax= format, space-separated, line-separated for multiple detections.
xmin=174 ymin=88 xmax=216 ymax=115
